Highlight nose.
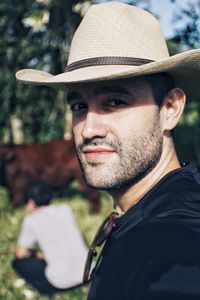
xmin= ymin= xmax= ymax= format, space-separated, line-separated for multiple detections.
xmin=81 ymin=110 xmax=108 ymax=140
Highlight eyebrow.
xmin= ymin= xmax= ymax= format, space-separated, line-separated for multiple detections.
xmin=67 ymin=92 xmax=81 ymax=103
xmin=93 ymin=86 xmax=131 ymax=96
xmin=67 ymin=85 xmax=131 ymax=103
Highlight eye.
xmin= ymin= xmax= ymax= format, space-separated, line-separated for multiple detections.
xmin=70 ymin=102 xmax=87 ymax=112
xmin=106 ymin=98 xmax=127 ymax=108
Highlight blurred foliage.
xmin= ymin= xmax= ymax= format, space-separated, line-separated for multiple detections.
xmin=168 ymin=0 xmax=200 ymax=168
xmin=170 ymin=0 xmax=200 ymax=49
xmin=0 ymin=0 xmax=86 ymax=142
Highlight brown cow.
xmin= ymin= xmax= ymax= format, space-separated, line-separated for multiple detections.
xmin=0 ymin=139 xmax=101 ymax=213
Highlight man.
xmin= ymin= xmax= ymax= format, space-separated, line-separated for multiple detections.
xmin=16 ymin=2 xmax=200 ymax=299
xmin=12 ymin=181 xmax=88 ymax=296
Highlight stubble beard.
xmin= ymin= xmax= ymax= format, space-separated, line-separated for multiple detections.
xmin=75 ymin=115 xmax=163 ymax=193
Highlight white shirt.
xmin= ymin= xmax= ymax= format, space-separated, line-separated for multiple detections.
xmin=18 ymin=204 xmax=88 ymax=288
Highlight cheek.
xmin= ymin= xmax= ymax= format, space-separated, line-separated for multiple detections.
xmin=72 ymin=120 xmax=84 ymax=144
xmin=116 ymin=107 xmax=160 ymax=135
xmin=115 ymin=109 xmax=147 ymax=131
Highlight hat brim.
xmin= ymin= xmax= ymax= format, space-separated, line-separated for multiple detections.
xmin=16 ymin=49 xmax=200 ymax=102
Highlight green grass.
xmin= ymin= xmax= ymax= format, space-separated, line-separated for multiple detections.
xmin=0 ymin=187 xmax=113 ymax=300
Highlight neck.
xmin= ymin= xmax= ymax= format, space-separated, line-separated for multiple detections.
xmin=112 ymin=138 xmax=180 ymax=215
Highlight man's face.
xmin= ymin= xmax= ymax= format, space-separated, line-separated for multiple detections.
xmin=67 ymin=77 xmax=163 ymax=192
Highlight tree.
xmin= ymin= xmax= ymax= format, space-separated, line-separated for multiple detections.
xmin=169 ymin=0 xmax=200 ymax=168
xmin=0 ymin=0 xmax=86 ymax=142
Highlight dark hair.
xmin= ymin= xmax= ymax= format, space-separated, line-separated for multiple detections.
xmin=144 ymin=73 xmax=175 ymax=107
xmin=26 ymin=181 xmax=53 ymax=207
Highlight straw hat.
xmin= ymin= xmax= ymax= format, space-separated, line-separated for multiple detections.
xmin=16 ymin=1 xmax=200 ymax=101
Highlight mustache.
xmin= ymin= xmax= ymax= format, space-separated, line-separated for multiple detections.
xmin=77 ymin=138 xmax=120 ymax=153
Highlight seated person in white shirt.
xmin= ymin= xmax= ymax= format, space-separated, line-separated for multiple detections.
xmin=12 ymin=180 xmax=88 ymax=296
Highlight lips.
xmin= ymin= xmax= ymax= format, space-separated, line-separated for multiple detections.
xmin=83 ymin=147 xmax=115 ymax=154
xmin=82 ymin=147 xmax=116 ymax=161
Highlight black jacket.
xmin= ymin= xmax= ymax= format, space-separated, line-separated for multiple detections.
xmin=88 ymin=163 xmax=200 ymax=300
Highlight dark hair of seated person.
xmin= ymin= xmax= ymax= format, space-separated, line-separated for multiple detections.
xmin=25 ymin=181 xmax=53 ymax=207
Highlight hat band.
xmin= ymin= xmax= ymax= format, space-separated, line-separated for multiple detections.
xmin=65 ymin=56 xmax=154 ymax=72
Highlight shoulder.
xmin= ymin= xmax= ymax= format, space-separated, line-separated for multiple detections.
xmin=143 ymin=173 xmax=200 ymax=220
xmin=53 ymin=203 xmax=73 ymax=215
xmin=21 ymin=213 xmax=35 ymax=227
xmin=49 ymin=204 xmax=75 ymax=219
xmin=123 ymin=219 xmax=200 ymax=299
xmin=125 ymin=218 xmax=200 ymax=260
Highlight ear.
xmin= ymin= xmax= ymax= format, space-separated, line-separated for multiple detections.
xmin=26 ymin=199 xmax=37 ymax=212
xmin=160 ymin=88 xmax=186 ymax=132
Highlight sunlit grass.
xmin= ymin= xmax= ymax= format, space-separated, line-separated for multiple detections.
xmin=0 ymin=187 xmax=112 ymax=299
